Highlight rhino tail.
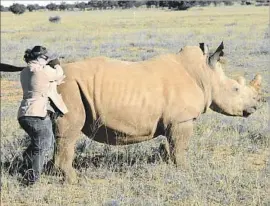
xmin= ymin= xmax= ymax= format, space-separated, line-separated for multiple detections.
xmin=0 ymin=63 xmax=24 ymax=72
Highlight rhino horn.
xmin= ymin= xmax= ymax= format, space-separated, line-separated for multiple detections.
xmin=250 ymin=74 xmax=262 ymax=92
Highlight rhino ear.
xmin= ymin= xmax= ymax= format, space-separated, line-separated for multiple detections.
xmin=199 ymin=43 xmax=205 ymax=53
xmin=199 ymin=43 xmax=209 ymax=55
xmin=209 ymin=41 xmax=224 ymax=67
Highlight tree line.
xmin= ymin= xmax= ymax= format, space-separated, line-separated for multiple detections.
xmin=1 ymin=1 xmax=268 ymax=15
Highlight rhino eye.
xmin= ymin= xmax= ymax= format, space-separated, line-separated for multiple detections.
xmin=233 ymin=87 xmax=239 ymax=92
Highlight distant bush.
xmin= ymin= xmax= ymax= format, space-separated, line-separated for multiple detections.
xmin=4 ymin=0 xmax=268 ymax=14
xmin=38 ymin=5 xmax=46 ymax=10
xmin=0 ymin=5 xmax=9 ymax=12
xmin=223 ymin=1 xmax=234 ymax=6
xmin=49 ymin=16 xmax=61 ymax=23
xmin=255 ymin=0 xmax=270 ymax=6
xmin=9 ymin=3 xmax=26 ymax=15
xmin=75 ymin=2 xmax=87 ymax=10
xmin=168 ymin=1 xmax=195 ymax=10
xmin=159 ymin=1 xmax=170 ymax=8
xmin=118 ymin=1 xmax=137 ymax=9
xmin=46 ymin=3 xmax=58 ymax=11
xmin=146 ymin=1 xmax=159 ymax=8
xmin=59 ymin=3 xmax=68 ymax=11
xmin=26 ymin=4 xmax=37 ymax=12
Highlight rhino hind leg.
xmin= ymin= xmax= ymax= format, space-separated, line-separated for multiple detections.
xmin=54 ymin=81 xmax=86 ymax=184
xmin=165 ymin=120 xmax=193 ymax=169
xmin=54 ymin=130 xmax=81 ymax=184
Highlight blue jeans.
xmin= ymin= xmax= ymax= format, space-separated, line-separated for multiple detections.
xmin=18 ymin=115 xmax=54 ymax=178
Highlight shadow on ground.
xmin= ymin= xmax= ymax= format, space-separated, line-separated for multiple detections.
xmin=1 ymin=143 xmax=168 ymax=178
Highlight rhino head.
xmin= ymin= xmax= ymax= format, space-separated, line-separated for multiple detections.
xmin=203 ymin=42 xmax=262 ymax=117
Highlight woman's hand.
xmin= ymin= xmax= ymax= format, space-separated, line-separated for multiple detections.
xmin=48 ymin=59 xmax=60 ymax=68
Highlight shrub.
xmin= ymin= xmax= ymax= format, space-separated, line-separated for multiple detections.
xmin=59 ymin=3 xmax=68 ymax=11
xmin=9 ymin=3 xmax=26 ymax=15
xmin=0 ymin=5 xmax=9 ymax=12
xmin=46 ymin=3 xmax=58 ymax=11
xmin=49 ymin=16 xmax=61 ymax=23
xmin=75 ymin=2 xmax=87 ymax=10
xmin=168 ymin=1 xmax=195 ymax=10
xmin=26 ymin=4 xmax=36 ymax=12
xmin=223 ymin=1 xmax=234 ymax=6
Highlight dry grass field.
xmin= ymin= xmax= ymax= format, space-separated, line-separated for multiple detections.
xmin=1 ymin=5 xmax=270 ymax=205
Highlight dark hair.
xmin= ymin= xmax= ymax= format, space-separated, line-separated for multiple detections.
xmin=24 ymin=46 xmax=48 ymax=63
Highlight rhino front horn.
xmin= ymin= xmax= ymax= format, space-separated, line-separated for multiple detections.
xmin=250 ymin=74 xmax=262 ymax=92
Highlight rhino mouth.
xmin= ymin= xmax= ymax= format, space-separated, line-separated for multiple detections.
xmin=243 ymin=107 xmax=256 ymax=117
xmin=211 ymin=102 xmax=257 ymax=117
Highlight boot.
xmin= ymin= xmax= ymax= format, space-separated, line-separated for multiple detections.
xmin=21 ymin=169 xmax=40 ymax=186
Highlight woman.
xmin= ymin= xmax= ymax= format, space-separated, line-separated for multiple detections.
xmin=18 ymin=46 xmax=68 ymax=185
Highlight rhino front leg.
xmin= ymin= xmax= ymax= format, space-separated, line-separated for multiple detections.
xmin=166 ymin=120 xmax=193 ymax=169
xmin=159 ymin=139 xmax=171 ymax=163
